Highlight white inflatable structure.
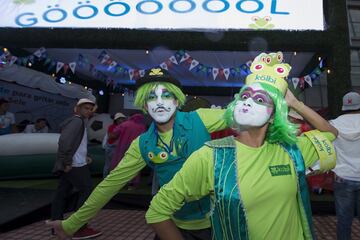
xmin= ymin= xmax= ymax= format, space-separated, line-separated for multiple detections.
xmin=0 ymin=133 xmax=60 ymax=156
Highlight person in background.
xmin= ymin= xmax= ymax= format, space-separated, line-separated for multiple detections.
xmin=145 ymin=52 xmax=338 ymax=240
xmin=23 ymin=118 xmax=49 ymax=133
xmin=0 ymin=98 xmax=17 ymax=135
xmin=110 ymin=112 xmax=147 ymax=189
xmin=102 ymin=112 xmax=127 ymax=177
xmin=329 ymin=91 xmax=360 ymax=240
xmin=50 ymin=98 xmax=102 ymax=240
xmin=46 ymin=68 xmax=227 ymax=240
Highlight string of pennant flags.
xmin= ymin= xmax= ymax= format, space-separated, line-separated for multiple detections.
xmin=0 ymin=48 xmax=327 ymax=92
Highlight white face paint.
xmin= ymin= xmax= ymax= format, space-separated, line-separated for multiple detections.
xmin=146 ymin=85 xmax=178 ymax=123
xmin=233 ymin=83 xmax=274 ymax=129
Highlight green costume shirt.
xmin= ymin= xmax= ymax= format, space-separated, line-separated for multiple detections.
xmin=62 ymin=108 xmax=227 ymax=235
xmin=146 ymin=132 xmax=335 ymax=240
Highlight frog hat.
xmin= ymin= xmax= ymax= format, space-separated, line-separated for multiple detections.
xmin=246 ymin=51 xmax=291 ymax=96
xmin=225 ymin=51 xmax=298 ymax=145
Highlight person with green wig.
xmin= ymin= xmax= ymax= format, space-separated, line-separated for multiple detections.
xmin=145 ymin=52 xmax=339 ymax=240
xmin=46 ymin=68 xmax=228 ymax=239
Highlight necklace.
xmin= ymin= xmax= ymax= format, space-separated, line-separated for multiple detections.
xmin=155 ymin=128 xmax=175 ymax=154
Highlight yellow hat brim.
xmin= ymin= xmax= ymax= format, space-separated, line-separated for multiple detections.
xmin=246 ymin=73 xmax=288 ymax=96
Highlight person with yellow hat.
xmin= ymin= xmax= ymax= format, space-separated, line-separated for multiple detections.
xmin=145 ymin=52 xmax=338 ymax=240
xmin=47 ymin=68 xmax=228 ymax=239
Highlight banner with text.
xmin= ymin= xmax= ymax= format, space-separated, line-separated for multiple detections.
xmin=0 ymin=0 xmax=324 ymax=31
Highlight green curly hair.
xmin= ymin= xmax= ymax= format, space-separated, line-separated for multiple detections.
xmin=224 ymin=83 xmax=299 ymax=145
xmin=134 ymin=82 xmax=186 ymax=113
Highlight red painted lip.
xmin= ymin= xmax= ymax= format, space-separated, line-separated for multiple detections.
xmin=242 ymin=108 xmax=249 ymax=113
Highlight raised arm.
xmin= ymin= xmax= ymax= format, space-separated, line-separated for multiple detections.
xmin=196 ymin=108 xmax=227 ymax=132
xmin=285 ymin=89 xmax=338 ymax=137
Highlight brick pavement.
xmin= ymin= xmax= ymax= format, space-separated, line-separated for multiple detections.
xmin=1 ymin=209 xmax=360 ymax=240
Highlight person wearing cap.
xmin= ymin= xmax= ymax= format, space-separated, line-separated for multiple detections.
xmin=0 ymin=98 xmax=17 ymax=135
xmin=46 ymin=68 xmax=228 ymax=239
xmin=145 ymin=52 xmax=338 ymax=240
xmin=329 ymin=91 xmax=360 ymax=240
xmin=102 ymin=112 xmax=127 ymax=177
xmin=50 ymin=98 xmax=102 ymax=239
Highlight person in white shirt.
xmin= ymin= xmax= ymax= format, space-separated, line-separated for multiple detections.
xmin=23 ymin=118 xmax=49 ymax=133
xmin=50 ymin=98 xmax=102 ymax=239
xmin=329 ymin=91 xmax=360 ymax=240
xmin=0 ymin=98 xmax=17 ymax=135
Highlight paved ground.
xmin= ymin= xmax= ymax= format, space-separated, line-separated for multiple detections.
xmin=1 ymin=209 xmax=360 ymax=240
xmin=0 ymin=209 xmax=154 ymax=240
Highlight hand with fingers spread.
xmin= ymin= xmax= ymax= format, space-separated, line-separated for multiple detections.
xmin=45 ymin=220 xmax=70 ymax=240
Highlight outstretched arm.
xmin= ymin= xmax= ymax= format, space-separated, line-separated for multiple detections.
xmin=285 ymin=89 xmax=338 ymax=137
xmin=46 ymin=139 xmax=146 ymax=237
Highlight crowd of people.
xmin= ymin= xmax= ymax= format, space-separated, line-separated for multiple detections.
xmin=2 ymin=51 xmax=360 ymax=240
xmin=0 ymin=98 xmax=49 ymax=135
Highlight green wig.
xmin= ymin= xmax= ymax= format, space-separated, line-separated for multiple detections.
xmin=224 ymin=83 xmax=299 ymax=145
xmin=134 ymin=82 xmax=186 ymax=113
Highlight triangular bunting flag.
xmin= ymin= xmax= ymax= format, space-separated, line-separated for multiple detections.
xmin=48 ymin=61 xmax=56 ymax=71
xmin=299 ymin=77 xmax=305 ymax=89
xmin=56 ymin=62 xmax=64 ymax=73
xmin=69 ymin=62 xmax=77 ymax=74
xmin=223 ymin=68 xmax=230 ymax=80
xmin=160 ymin=62 xmax=168 ymax=70
xmin=108 ymin=61 xmax=117 ymax=70
xmin=44 ymin=58 xmax=52 ymax=66
xmin=133 ymin=69 xmax=140 ymax=80
xmin=212 ymin=68 xmax=219 ymax=80
xmin=304 ymin=75 xmax=312 ymax=87
xmin=314 ymin=67 xmax=321 ymax=75
xmin=169 ymin=56 xmax=178 ymax=65
xmin=129 ymin=69 xmax=134 ymax=80
xmin=189 ymin=59 xmax=199 ymax=71
xmin=63 ymin=64 xmax=69 ymax=75
xmin=180 ymin=53 xmax=190 ymax=63
xmin=292 ymin=77 xmax=299 ymax=89
xmin=33 ymin=47 xmax=46 ymax=58
xmin=9 ymin=56 xmax=17 ymax=65
xmin=101 ymin=54 xmax=111 ymax=64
